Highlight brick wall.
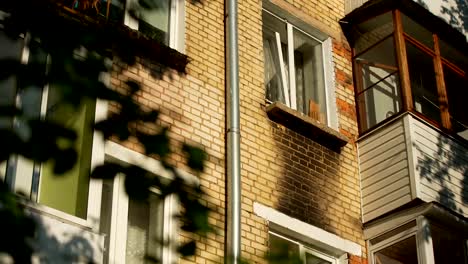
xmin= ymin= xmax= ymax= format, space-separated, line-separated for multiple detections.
xmin=109 ymin=0 xmax=366 ymax=263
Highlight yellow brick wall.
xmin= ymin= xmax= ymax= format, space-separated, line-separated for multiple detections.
xmin=109 ymin=0 xmax=366 ymax=263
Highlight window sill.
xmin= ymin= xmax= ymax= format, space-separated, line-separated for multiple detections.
xmin=18 ymin=197 xmax=94 ymax=231
xmin=266 ymin=102 xmax=348 ymax=151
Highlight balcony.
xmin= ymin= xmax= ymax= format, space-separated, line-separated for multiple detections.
xmin=359 ymin=113 xmax=468 ymax=222
xmin=340 ymin=0 xmax=468 ymax=223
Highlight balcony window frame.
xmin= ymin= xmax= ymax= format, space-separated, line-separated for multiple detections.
xmin=365 ymin=204 xmax=468 ymax=264
xmin=350 ymin=9 xmax=468 ymax=140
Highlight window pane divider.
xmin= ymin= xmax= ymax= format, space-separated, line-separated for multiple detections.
xmin=355 ymin=59 xmax=398 ymax=71
xmin=393 ymin=10 xmax=413 ymax=112
xmin=355 ymin=70 xmax=399 ymax=96
xmin=432 ymin=34 xmax=451 ymax=129
xmin=441 ymin=58 xmax=465 ymax=76
xmin=404 ymin=33 xmax=436 ymax=57
xmin=275 ymin=31 xmax=290 ymax=107
xmin=287 ymin=23 xmax=297 ymax=110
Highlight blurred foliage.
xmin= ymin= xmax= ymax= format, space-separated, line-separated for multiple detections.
xmin=0 ymin=0 xmax=211 ymax=263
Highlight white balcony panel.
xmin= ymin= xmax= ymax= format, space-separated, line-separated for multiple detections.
xmin=412 ymin=118 xmax=468 ymax=216
xmin=358 ymin=113 xmax=468 ymax=223
xmin=359 ymin=118 xmax=412 ymax=223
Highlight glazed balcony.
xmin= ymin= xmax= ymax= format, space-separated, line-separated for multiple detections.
xmin=340 ymin=0 xmax=468 ymax=222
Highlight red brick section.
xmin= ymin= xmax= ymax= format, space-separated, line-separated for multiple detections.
xmin=337 ymin=98 xmax=357 ymax=121
xmin=349 ymin=254 xmax=368 ymax=264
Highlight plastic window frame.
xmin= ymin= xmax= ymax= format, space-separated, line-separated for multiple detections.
xmin=269 ymin=231 xmax=339 ymax=264
xmin=124 ymin=0 xmax=185 ymax=52
xmin=0 ymin=32 xmax=106 ymax=229
xmin=262 ymin=8 xmax=338 ymax=129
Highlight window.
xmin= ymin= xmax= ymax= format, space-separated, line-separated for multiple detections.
xmin=367 ymin=215 xmax=468 ymax=264
xmin=268 ymin=232 xmax=338 ymax=264
xmin=99 ymin=155 xmax=177 ymax=264
xmin=0 ymin=31 xmax=98 ymax=219
xmin=263 ymin=9 xmax=336 ymax=127
xmin=66 ymin=0 xmax=184 ymax=50
xmin=348 ymin=10 xmax=468 ymax=139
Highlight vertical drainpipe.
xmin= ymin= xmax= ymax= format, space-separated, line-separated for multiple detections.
xmin=225 ymin=0 xmax=241 ymax=262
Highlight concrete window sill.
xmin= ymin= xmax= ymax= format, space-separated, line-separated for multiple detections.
xmin=266 ymin=102 xmax=348 ymax=151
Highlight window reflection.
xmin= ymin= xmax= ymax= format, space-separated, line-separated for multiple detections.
xmin=356 ymin=36 xmax=401 ymax=130
xmin=374 ymin=236 xmax=418 ymax=264
xmin=406 ymin=41 xmax=441 ymax=124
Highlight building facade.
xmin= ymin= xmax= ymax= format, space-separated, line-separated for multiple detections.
xmin=342 ymin=0 xmax=468 ymax=264
xmin=0 ymin=0 xmax=466 ymax=263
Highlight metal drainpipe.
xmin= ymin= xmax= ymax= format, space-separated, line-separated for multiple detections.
xmin=225 ymin=0 xmax=241 ymax=262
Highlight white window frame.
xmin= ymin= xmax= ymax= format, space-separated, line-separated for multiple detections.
xmin=364 ymin=204 xmax=468 ymax=264
xmin=103 ymin=171 xmax=177 ymax=264
xmin=124 ymin=0 xmax=185 ymax=52
xmin=103 ymin=141 xmax=197 ymax=264
xmin=269 ymin=231 xmax=339 ymax=264
xmin=254 ymin=202 xmax=361 ymax=264
xmin=262 ymin=6 xmax=338 ymax=130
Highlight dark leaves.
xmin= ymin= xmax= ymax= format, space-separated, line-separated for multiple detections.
xmin=124 ymin=166 xmax=153 ymax=201
xmin=138 ymin=128 xmax=171 ymax=158
xmin=182 ymin=144 xmax=206 ymax=172
xmin=53 ymin=148 xmax=78 ymax=175
xmin=91 ymin=163 xmax=123 ymax=180
xmin=178 ymin=241 xmax=197 ymax=256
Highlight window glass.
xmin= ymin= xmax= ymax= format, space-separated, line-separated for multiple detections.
xmin=354 ymin=12 xmax=393 ymax=55
xmin=99 ymin=179 xmax=114 ymax=264
xmin=263 ymin=11 xmax=289 ymax=106
xmin=443 ymin=65 xmax=468 ymax=140
xmin=293 ymin=28 xmax=326 ymax=123
xmin=374 ymin=236 xmax=418 ymax=264
xmin=355 ymin=36 xmax=401 ymax=131
xmin=139 ymin=0 xmax=172 ymax=44
xmin=268 ymin=233 xmax=300 ymax=263
xmin=431 ymin=223 xmax=467 ymax=263
xmin=439 ymin=38 xmax=468 ymax=71
xmin=126 ymin=194 xmax=164 ymax=264
xmin=305 ymin=252 xmax=332 ymax=264
xmin=401 ymin=14 xmax=434 ymax=49
xmin=0 ymin=31 xmax=22 ymax=179
xmin=406 ymin=41 xmax=441 ymax=124
xmin=0 ymin=31 xmax=22 ymax=130
xmin=39 ymin=90 xmax=95 ymax=218
xmin=99 ymin=0 xmax=126 ymax=22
